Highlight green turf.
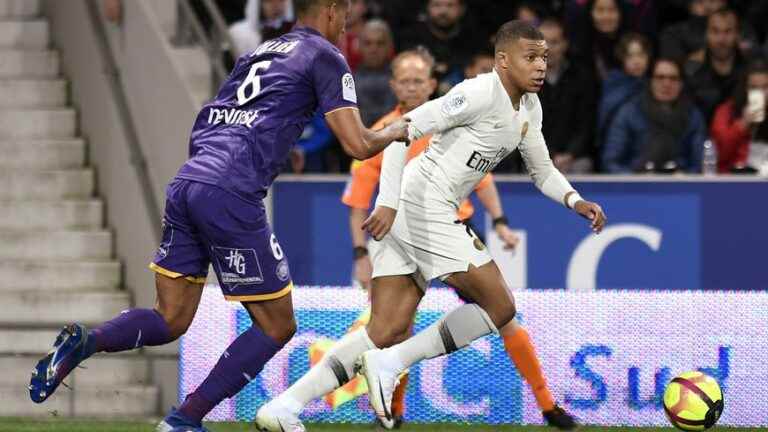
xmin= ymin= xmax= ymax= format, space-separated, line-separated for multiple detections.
xmin=0 ymin=418 xmax=760 ymax=432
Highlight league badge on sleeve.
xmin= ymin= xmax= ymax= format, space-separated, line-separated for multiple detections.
xmin=342 ymin=73 xmax=357 ymax=103
xmin=441 ymin=91 xmax=468 ymax=116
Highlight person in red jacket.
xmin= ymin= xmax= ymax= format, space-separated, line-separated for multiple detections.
xmin=710 ymin=60 xmax=768 ymax=173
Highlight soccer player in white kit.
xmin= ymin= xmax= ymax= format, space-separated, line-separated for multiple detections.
xmin=255 ymin=20 xmax=606 ymax=431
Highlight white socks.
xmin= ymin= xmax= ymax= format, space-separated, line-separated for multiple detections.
xmin=384 ymin=303 xmax=497 ymax=370
xmin=280 ymin=328 xmax=376 ymax=411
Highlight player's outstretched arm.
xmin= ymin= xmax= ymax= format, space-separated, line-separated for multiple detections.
xmin=519 ymin=97 xmax=607 ymax=233
xmin=325 ymin=108 xmax=409 ymax=160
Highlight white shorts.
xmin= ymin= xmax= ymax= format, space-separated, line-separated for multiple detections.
xmin=371 ymin=199 xmax=492 ymax=291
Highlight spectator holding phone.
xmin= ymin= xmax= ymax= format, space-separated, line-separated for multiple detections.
xmin=710 ymin=59 xmax=768 ymax=173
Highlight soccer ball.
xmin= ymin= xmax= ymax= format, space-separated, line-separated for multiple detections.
xmin=663 ymin=371 xmax=724 ymax=431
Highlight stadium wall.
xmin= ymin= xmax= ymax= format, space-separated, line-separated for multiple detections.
xmin=273 ymin=176 xmax=768 ymax=291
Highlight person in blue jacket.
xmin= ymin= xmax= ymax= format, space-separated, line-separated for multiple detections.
xmin=602 ymin=57 xmax=706 ymax=173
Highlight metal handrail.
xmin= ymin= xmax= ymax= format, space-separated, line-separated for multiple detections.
xmin=84 ymin=0 xmax=162 ymax=240
xmin=174 ymin=0 xmax=238 ymax=92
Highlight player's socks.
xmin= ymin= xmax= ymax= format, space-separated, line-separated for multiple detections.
xmin=386 ymin=304 xmax=497 ymax=370
xmin=179 ymin=325 xmax=283 ymax=424
xmin=87 ymin=308 xmax=172 ymax=355
xmin=502 ymin=326 xmax=555 ymax=412
xmin=281 ymin=328 xmax=376 ymax=411
xmin=390 ymin=372 xmax=409 ymax=418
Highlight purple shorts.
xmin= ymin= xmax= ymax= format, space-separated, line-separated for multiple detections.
xmin=150 ymin=179 xmax=292 ymax=302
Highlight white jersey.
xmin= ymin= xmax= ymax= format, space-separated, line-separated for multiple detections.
xmin=375 ymin=69 xmax=575 ymax=212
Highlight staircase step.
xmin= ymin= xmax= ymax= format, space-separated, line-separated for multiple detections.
xmin=0 ymin=200 xmax=102 ymax=230
xmin=0 ymin=139 xmax=85 ymax=168
xmin=0 ymin=260 xmax=121 ymax=291
xmin=0 ymin=385 xmax=159 ymax=417
xmin=0 ymin=328 xmax=145 ymax=355
xmin=0 ymin=0 xmax=40 ymax=18
xmin=0 ymin=328 xmax=60 ymax=354
xmin=0 ymin=50 xmax=57 ymax=77
xmin=0 ymin=79 xmax=66 ymax=108
xmin=0 ymin=169 xmax=93 ymax=199
xmin=0 ymin=230 xmax=112 ymax=260
xmin=0 ymin=19 xmax=48 ymax=48
xmin=0 ymin=291 xmax=130 ymax=325
xmin=1 ymin=355 xmax=149 ymax=387
xmin=0 ymin=108 xmax=76 ymax=138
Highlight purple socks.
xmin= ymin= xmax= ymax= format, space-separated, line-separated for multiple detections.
xmin=88 ymin=308 xmax=173 ymax=355
xmin=178 ymin=325 xmax=283 ymax=424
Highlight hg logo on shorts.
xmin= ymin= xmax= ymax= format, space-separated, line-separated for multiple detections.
xmin=225 ymin=250 xmax=246 ymax=275
xmin=214 ymin=247 xmax=264 ymax=286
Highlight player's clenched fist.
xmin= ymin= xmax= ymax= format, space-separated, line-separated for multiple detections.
xmin=362 ymin=206 xmax=397 ymax=241
xmin=381 ymin=117 xmax=411 ymax=144
xmin=574 ymin=200 xmax=607 ymax=234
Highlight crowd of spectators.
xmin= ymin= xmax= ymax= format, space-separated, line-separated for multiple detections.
xmin=189 ymin=0 xmax=768 ymax=175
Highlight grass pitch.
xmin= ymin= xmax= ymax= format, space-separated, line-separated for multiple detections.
xmin=0 ymin=418 xmax=761 ymax=432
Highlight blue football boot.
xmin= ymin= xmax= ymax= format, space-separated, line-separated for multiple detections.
xmin=29 ymin=323 xmax=92 ymax=403
xmin=156 ymin=408 xmax=211 ymax=432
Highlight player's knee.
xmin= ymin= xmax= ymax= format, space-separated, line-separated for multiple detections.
xmin=486 ymin=296 xmax=516 ymax=330
xmin=366 ymin=319 xmax=410 ymax=348
xmin=260 ymin=317 xmax=296 ymax=346
xmin=156 ymin=308 xmax=194 ymax=340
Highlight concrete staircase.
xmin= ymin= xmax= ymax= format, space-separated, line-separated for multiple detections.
xmin=0 ymin=0 xmax=158 ymax=417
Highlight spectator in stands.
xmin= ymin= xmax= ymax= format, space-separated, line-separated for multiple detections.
xmin=597 ymin=33 xmax=652 ymax=148
xmin=570 ymin=0 xmax=628 ymax=81
xmin=229 ymin=0 xmax=294 ymax=56
xmin=338 ymin=0 xmax=368 ymax=71
xmin=659 ymin=0 xmax=725 ymax=62
xmin=686 ymin=8 xmax=746 ymax=123
xmin=745 ymin=1 xmax=768 ymax=44
xmin=354 ymin=19 xmax=397 ymax=127
xmin=538 ymin=18 xmax=597 ymax=173
xmin=710 ymin=59 xmax=768 ymax=173
xmin=603 ymin=58 xmax=706 ymax=173
xmin=463 ymin=51 xmax=494 ymax=79
xmin=397 ymin=0 xmax=482 ymax=95
xmin=290 ymin=113 xmax=334 ymax=173
xmin=442 ymin=49 xmax=494 ymax=89
xmin=514 ymin=1 xmax=543 ymax=26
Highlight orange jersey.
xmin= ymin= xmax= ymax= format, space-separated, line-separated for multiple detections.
xmin=341 ymin=107 xmax=492 ymax=220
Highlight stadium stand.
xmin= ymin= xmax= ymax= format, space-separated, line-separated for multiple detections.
xmin=0 ymin=0 xmax=159 ymax=417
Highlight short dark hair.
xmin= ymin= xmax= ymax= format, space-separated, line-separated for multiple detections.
xmin=494 ymin=20 xmax=544 ymax=53
xmin=708 ymin=7 xmax=740 ymax=28
xmin=651 ymin=57 xmax=685 ymax=82
xmin=295 ymin=0 xmax=342 ymax=17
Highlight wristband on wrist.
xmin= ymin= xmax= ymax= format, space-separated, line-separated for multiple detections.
xmin=492 ymin=215 xmax=509 ymax=227
xmin=564 ymin=191 xmax=583 ymax=209
xmin=353 ymin=246 xmax=369 ymax=259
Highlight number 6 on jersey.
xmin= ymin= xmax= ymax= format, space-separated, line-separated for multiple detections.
xmin=237 ymin=61 xmax=272 ymax=106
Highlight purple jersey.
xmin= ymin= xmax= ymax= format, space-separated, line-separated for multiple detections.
xmin=176 ymin=26 xmax=357 ymax=203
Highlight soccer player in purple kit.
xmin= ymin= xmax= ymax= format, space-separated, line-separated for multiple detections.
xmin=26 ymin=1 xmax=407 ymax=431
